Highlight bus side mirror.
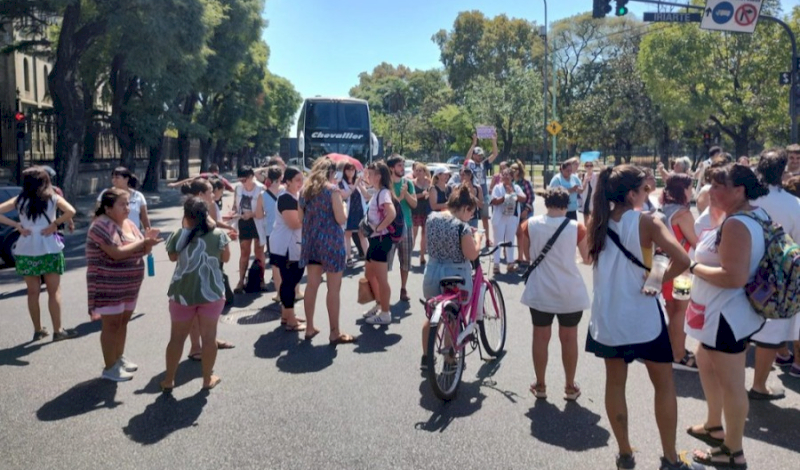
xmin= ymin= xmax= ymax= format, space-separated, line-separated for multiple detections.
xmin=298 ymin=131 xmax=305 ymax=153
xmin=371 ymin=132 xmax=379 ymax=157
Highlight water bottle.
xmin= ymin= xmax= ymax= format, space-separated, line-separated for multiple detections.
xmin=642 ymin=253 xmax=669 ymax=295
xmin=147 ymin=253 xmax=155 ymax=277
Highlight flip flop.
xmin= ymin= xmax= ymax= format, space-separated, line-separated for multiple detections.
xmin=188 ymin=353 xmax=202 ymax=362
xmin=329 ymin=333 xmax=357 ymax=346
xmin=284 ymin=323 xmax=307 ymax=332
xmin=280 ymin=318 xmax=306 ymax=325
xmin=304 ymin=330 xmax=320 ymax=341
xmin=216 ymin=340 xmax=235 ymax=350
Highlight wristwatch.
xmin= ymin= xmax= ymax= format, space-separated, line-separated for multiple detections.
xmin=689 ymin=262 xmax=698 ymax=274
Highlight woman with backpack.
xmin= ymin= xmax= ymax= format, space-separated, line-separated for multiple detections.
xmin=162 ymin=197 xmax=231 ymax=392
xmin=684 ymin=163 xmax=769 ymax=469
xmin=361 ymin=161 xmax=397 ymax=325
xmin=586 ymin=165 xmax=698 ymax=470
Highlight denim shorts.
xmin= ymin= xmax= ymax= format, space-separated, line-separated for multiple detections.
xmin=422 ymin=260 xmax=473 ymax=301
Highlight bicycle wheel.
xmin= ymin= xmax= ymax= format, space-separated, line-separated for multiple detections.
xmin=478 ymin=279 xmax=507 ymax=356
xmin=426 ymin=307 xmax=466 ymax=401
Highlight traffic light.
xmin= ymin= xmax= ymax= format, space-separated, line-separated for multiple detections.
xmin=14 ymin=112 xmax=26 ymax=140
xmin=593 ymin=0 xmax=613 ymax=19
xmin=615 ymin=0 xmax=629 ymax=16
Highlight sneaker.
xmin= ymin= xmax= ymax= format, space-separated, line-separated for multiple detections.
xmin=119 ymin=355 xmax=138 ymax=372
xmin=790 ymin=364 xmax=800 ymax=378
xmin=775 ymin=353 xmax=795 ymax=366
xmin=102 ymin=361 xmax=133 ymax=382
xmin=362 ymin=304 xmax=380 ymax=318
xmin=659 ymin=455 xmax=705 ymax=470
xmin=52 ymin=329 xmax=78 ymax=342
xmin=365 ymin=312 xmax=391 ymax=325
xmin=616 ymin=453 xmax=636 ymax=470
xmin=32 ymin=327 xmax=50 ymax=341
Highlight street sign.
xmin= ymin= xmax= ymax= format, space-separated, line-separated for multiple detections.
xmin=780 ymin=72 xmax=792 ymax=86
xmin=643 ymin=12 xmax=702 ymax=23
xmin=701 ymin=0 xmax=762 ymax=34
xmin=546 ymin=121 xmax=562 ymax=136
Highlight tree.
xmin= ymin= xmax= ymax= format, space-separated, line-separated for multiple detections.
xmin=638 ymin=1 xmax=788 ymax=156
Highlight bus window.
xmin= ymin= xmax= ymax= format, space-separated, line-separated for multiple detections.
xmin=340 ymin=103 xmax=369 ymax=131
xmin=306 ymin=102 xmax=337 ymax=130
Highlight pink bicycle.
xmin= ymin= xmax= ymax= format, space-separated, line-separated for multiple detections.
xmin=422 ymin=242 xmax=509 ymax=400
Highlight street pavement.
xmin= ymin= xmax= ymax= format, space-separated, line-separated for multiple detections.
xmin=1 ymin=191 xmax=799 ymax=470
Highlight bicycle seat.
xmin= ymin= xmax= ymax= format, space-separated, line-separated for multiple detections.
xmin=439 ymin=276 xmax=465 ymax=288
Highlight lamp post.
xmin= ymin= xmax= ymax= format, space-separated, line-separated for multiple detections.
xmin=539 ymin=0 xmax=549 ymax=186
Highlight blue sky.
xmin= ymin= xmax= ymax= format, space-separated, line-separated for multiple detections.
xmin=263 ymin=0 xmax=796 ymax=111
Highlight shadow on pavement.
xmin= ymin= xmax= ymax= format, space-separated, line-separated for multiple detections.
xmin=353 ymin=323 xmax=402 ymax=354
xmin=744 ymin=399 xmax=800 ymax=452
xmin=0 ymin=340 xmax=48 ymax=367
xmin=674 ymin=370 xmax=706 ymax=400
xmin=414 ymin=379 xmax=486 ymax=433
xmin=123 ymin=390 xmax=209 ymax=445
xmin=37 ymin=379 xmax=120 ymax=421
xmin=474 ymin=353 xmax=519 ymax=403
xmin=254 ymin=326 xmax=338 ymax=374
xmin=777 ymin=371 xmax=800 ymax=394
xmin=235 ymin=304 xmax=281 ymax=325
xmin=133 ymin=359 xmax=205 ymax=395
xmin=525 ymin=399 xmax=610 ymax=451
xmin=0 ymin=286 xmax=27 ymax=300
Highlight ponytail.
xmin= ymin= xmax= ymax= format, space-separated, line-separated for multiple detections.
xmin=588 ymin=167 xmax=613 ymax=265
xmin=178 ymin=197 xmax=211 ymax=252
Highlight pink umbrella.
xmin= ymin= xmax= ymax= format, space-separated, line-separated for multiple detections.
xmin=324 ymin=153 xmax=364 ymax=171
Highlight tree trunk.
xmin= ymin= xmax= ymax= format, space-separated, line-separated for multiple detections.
xmin=213 ymin=139 xmax=226 ymax=169
xmin=141 ymin=138 xmax=164 ymax=192
xmin=49 ymin=3 xmax=105 ymax=200
xmin=200 ymin=137 xmax=213 ymax=173
xmin=177 ymin=94 xmax=198 ymax=180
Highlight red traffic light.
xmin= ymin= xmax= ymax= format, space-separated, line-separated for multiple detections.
xmin=14 ymin=112 xmax=25 ymax=122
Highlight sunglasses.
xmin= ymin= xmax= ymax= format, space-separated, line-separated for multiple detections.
xmin=585 ymin=164 xmax=593 ymax=168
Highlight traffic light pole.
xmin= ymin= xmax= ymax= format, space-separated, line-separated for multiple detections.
xmin=630 ymin=0 xmax=798 ymax=143
xmin=541 ymin=0 xmax=549 ymax=184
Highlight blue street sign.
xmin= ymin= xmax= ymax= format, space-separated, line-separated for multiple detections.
xmin=712 ymin=1 xmax=734 ymax=24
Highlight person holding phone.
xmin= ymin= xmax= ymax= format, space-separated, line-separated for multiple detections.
xmin=466 ymin=131 xmax=499 ymax=247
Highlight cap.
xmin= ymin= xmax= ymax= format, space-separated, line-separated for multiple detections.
xmin=473 ymin=147 xmax=485 ymax=156
xmin=433 ymin=167 xmax=451 ymax=177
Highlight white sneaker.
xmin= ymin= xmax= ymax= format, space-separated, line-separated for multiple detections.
xmin=119 ymin=355 xmax=138 ymax=372
xmin=365 ymin=312 xmax=391 ymax=325
xmin=362 ymin=304 xmax=380 ymax=318
xmin=102 ymin=362 xmax=134 ymax=382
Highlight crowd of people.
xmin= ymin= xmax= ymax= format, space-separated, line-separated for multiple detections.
xmin=2 ymin=139 xmax=800 ymax=470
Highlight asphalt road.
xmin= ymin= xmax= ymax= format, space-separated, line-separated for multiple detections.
xmin=1 ymin=193 xmax=798 ymax=470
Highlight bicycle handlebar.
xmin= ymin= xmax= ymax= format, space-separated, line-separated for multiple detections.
xmin=480 ymin=241 xmax=513 ymax=257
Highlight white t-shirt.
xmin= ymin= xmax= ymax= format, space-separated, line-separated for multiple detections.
xmin=97 ymin=189 xmax=147 ymax=229
xmin=465 ymin=159 xmax=487 ymax=187
xmin=520 ymin=215 xmax=590 ymax=314
xmin=491 ymin=183 xmax=525 ymax=220
xmin=14 ymin=195 xmax=64 ymax=256
xmin=367 ymin=188 xmax=392 ymax=237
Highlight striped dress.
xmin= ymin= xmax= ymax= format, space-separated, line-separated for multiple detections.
xmin=86 ymin=216 xmax=145 ymax=312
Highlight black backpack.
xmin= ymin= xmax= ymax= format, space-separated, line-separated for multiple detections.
xmin=244 ymin=259 xmax=264 ymax=293
xmin=380 ymin=186 xmax=406 ymax=244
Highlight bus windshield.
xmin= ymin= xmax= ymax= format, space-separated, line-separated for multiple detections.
xmin=300 ymin=99 xmax=372 ymax=168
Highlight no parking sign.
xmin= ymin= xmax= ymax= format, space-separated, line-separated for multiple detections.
xmin=701 ymin=0 xmax=762 ymax=33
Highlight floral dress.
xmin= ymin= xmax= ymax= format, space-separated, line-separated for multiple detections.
xmin=300 ymin=186 xmax=346 ymax=272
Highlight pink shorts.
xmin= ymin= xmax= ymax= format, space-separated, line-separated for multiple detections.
xmin=93 ymin=300 xmax=138 ymax=316
xmin=168 ymin=299 xmax=225 ymax=323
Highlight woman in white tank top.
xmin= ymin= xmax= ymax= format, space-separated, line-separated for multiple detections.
xmin=585 ymin=165 xmax=696 ymax=470
xmin=685 ymin=164 xmax=771 ymax=469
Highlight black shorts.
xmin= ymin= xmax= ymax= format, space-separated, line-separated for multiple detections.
xmin=530 ymin=308 xmax=583 ymax=327
xmin=238 ymin=219 xmax=259 ymax=241
xmin=585 ymin=301 xmax=673 ymax=364
xmin=702 ymin=315 xmax=755 ymax=354
xmin=367 ymin=235 xmax=392 ymax=263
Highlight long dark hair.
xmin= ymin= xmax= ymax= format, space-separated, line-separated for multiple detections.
xmin=180 ymin=197 xmax=211 ymax=251
xmin=661 ymin=173 xmax=693 ymax=206
xmin=95 ymin=188 xmax=129 ymax=217
xmin=588 ymin=165 xmax=646 ymax=266
xmin=367 ymin=161 xmax=392 ymax=190
xmin=342 ymin=162 xmax=357 ymax=185
xmin=16 ymin=166 xmax=53 ymax=222
xmin=112 ymin=167 xmax=138 ymax=189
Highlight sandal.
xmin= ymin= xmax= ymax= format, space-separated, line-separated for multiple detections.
xmin=280 ymin=317 xmax=306 ymax=325
xmin=693 ymin=444 xmax=747 ymax=469
xmin=507 ymin=263 xmax=518 ymax=273
xmin=329 ymin=333 xmax=357 ymax=346
xmin=564 ymin=383 xmax=581 ymax=401
xmin=216 ymin=340 xmax=235 ymax=350
xmin=400 ymin=288 xmax=410 ymax=302
xmin=284 ymin=322 xmax=307 ymax=332
xmin=233 ymin=286 xmax=244 ymax=295
xmin=686 ymin=424 xmax=724 ymax=447
xmin=303 ymin=329 xmax=320 ymax=341
xmin=673 ymin=351 xmax=698 ymax=372
xmin=188 ymin=353 xmax=202 ymax=362
xmin=529 ymin=382 xmax=547 ymax=399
